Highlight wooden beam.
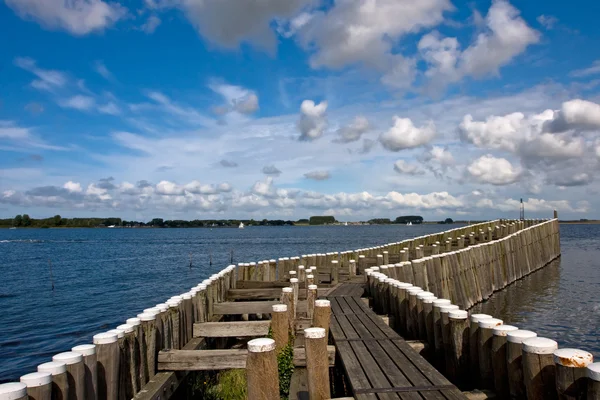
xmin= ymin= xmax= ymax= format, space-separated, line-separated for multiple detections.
xmin=236 ymin=281 xmax=335 ymax=289
xmin=193 ymin=318 xmax=314 ymax=338
xmin=213 ymin=301 xmax=307 ymax=315
xmin=227 ymin=288 xmax=330 ymax=300
xmin=158 ymin=346 xmax=336 ymax=371
xmin=193 ymin=321 xmax=270 ymax=338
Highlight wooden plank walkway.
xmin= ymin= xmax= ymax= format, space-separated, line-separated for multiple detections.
xmin=327 ymin=284 xmax=467 ymax=400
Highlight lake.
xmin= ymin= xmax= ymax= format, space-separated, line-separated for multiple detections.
xmin=1 ymin=223 xmax=598 ymax=382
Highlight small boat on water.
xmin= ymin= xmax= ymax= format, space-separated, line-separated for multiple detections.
xmin=407 ymin=221 xmax=412 ymax=226
xmin=108 ymin=225 xmax=116 ymax=228
xmin=344 ymin=222 xmax=348 ymax=226
xmin=9 ymin=227 xmax=16 ymax=230
xmin=239 ymin=222 xmax=245 ymax=229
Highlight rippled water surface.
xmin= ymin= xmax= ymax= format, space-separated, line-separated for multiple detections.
xmin=0 ymin=223 xmax=598 ymax=382
xmin=471 ymin=224 xmax=600 ymax=358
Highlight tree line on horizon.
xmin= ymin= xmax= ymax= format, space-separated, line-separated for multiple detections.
xmin=1 ymin=214 xmax=454 ymax=228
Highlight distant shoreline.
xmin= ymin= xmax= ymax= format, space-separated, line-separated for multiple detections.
xmin=558 ymin=220 xmax=600 ymax=224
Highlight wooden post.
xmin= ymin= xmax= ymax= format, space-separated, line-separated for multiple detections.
xmin=52 ymin=352 xmax=85 ymax=400
xmin=93 ymin=332 xmax=119 ymax=400
xmin=72 ymin=344 xmax=97 ymax=400
xmin=383 ymin=251 xmax=389 ymax=264
xmin=306 ymin=274 xmax=315 ymax=290
xmin=313 ymin=300 xmax=331 ymax=339
xmin=553 ymin=210 xmax=558 ymax=219
xmin=440 ymin=305 xmax=460 ymax=376
xmin=448 ymin=310 xmax=469 ymax=388
xmin=416 ymin=292 xmax=436 ymax=341
xmin=331 ymin=260 xmax=339 ymax=284
xmin=469 ymin=313 xmax=492 ymax=387
xmin=181 ymin=293 xmax=193 ymax=345
xmin=358 ymin=255 xmax=366 ymax=274
xmin=271 ymin=304 xmax=289 ymax=353
xmin=397 ymin=282 xmax=413 ymax=337
xmin=304 ymin=328 xmax=330 ymax=400
xmin=422 ymin=296 xmax=436 ymax=350
xmin=0 ymin=383 xmax=28 ymax=400
xmin=298 ymin=265 xmax=306 ymax=282
xmin=491 ymin=325 xmax=518 ymax=398
xmin=553 ymin=348 xmax=593 ymax=399
xmin=406 ymin=287 xmax=423 ymax=339
xmin=432 ymin=299 xmax=451 ymax=371
xmin=281 ymin=287 xmax=294 ymax=333
xmin=37 ymin=362 xmax=68 ymax=400
xmin=349 ymin=259 xmax=356 ymax=278
xmin=138 ymin=312 xmax=157 ymax=381
xmin=125 ymin=317 xmax=141 ymax=394
xmin=290 ymin=278 xmax=299 ymax=320
xmin=307 ymin=284 xmax=317 ymax=320
xmin=246 ymin=338 xmax=279 ymax=400
xmin=507 ymin=330 xmax=538 ymax=400
xmin=20 ymin=372 xmax=52 ymax=400
xmin=587 ymin=363 xmax=600 ymax=400
xmin=478 ymin=318 xmax=503 ymax=390
xmin=522 ymin=337 xmax=559 ymax=400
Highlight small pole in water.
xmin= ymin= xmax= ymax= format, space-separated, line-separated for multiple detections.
xmin=209 ymin=251 xmax=213 ymax=266
xmin=189 ymin=253 xmax=193 ymax=269
xmin=48 ymin=259 xmax=55 ymax=291
xmin=230 ymin=249 xmax=234 ymax=264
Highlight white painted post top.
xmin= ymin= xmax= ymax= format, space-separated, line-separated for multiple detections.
xmin=522 ymin=337 xmax=558 ymax=354
xmin=449 ymin=310 xmax=468 ymax=319
xmin=432 ymin=299 xmax=451 ymax=307
xmin=470 ymin=314 xmax=493 ymax=323
xmin=315 ymin=300 xmax=330 ymax=307
xmin=93 ymin=332 xmax=118 ymax=345
xmin=588 ymin=362 xmax=600 ymax=381
xmin=272 ymin=304 xmax=287 ymax=312
xmin=72 ymin=344 xmax=96 ymax=356
xmin=308 ymin=284 xmax=318 ymax=290
xmin=52 ymin=352 xmax=83 ymax=365
xmin=553 ymin=349 xmax=593 ymax=367
xmin=20 ymin=372 xmax=52 ymax=387
xmin=0 ymin=382 xmax=27 ymax=400
xmin=479 ymin=318 xmax=503 ymax=329
xmin=492 ymin=325 xmax=518 ymax=336
xmin=507 ymin=330 xmax=537 ymax=344
xmin=247 ymin=338 xmax=275 ymax=353
xmin=439 ymin=305 xmax=460 ymax=313
xmin=304 ymin=327 xmax=326 ymax=339
xmin=37 ymin=361 xmax=66 ymax=375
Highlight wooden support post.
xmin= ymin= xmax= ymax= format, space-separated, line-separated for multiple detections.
xmin=522 ymin=337 xmax=559 ymax=400
xmin=313 ymin=300 xmax=331 ymax=339
xmin=383 ymin=251 xmax=389 ymax=265
xmin=290 ymin=278 xmax=299 ymax=321
xmin=440 ymin=305 xmax=459 ymax=376
xmin=331 ymin=260 xmax=339 ymax=284
xmin=448 ymin=310 xmax=469 ymax=388
xmin=304 ymin=328 xmax=330 ymax=400
xmin=479 ymin=318 xmax=503 ymax=390
xmin=432 ymin=299 xmax=451 ymax=372
xmin=37 ymin=362 xmax=68 ymax=400
xmin=588 ymin=363 xmax=600 ymax=400
xmin=307 ymin=284 xmax=317 ymax=320
xmin=416 ymin=292 xmax=436 ymax=341
xmin=507 ymin=330 xmax=538 ymax=399
xmin=469 ymin=313 xmax=492 ymax=387
xmin=406 ymin=287 xmax=423 ymax=339
xmin=271 ymin=304 xmax=289 ymax=353
xmin=491 ymin=325 xmax=518 ymax=398
xmin=246 ymin=338 xmax=279 ymax=400
xmin=20 ymin=372 xmax=52 ymax=400
xmin=298 ymin=265 xmax=306 ymax=282
xmin=182 ymin=293 xmax=193 ymax=345
xmin=125 ymin=317 xmax=142 ymax=394
xmin=306 ymin=274 xmax=314 ymax=290
xmin=422 ymin=296 xmax=436 ymax=350
xmin=349 ymin=259 xmax=356 ymax=278
xmin=281 ymin=287 xmax=294 ymax=333
xmin=93 ymin=332 xmax=120 ymax=400
xmin=0 ymin=383 xmax=28 ymax=400
xmin=72 ymin=344 xmax=98 ymax=400
xmin=138 ymin=313 xmax=157 ymax=382
xmin=52 ymin=352 xmax=85 ymax=400
xmin=553 ymin=348 xmax=593 ymax=400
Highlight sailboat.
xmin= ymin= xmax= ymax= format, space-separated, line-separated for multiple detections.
xmin=344 ymin=222 xmax=348 ymax=226
xmin=407 ymin=221 xmax=412 ymax=226
xmin=239 ymin=222 xmax=245 ymax=229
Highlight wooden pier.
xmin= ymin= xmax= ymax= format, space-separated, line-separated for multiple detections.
xmin=2 ymin=215 xmax=600 ymax=400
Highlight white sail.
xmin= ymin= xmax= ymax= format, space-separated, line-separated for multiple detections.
xmin=239 ymin=222 xmax=245 ymax=229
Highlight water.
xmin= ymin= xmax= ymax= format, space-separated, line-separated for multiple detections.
xmin=471 ymin=224 xmax=600 ymax=359
xmin=0 ymin=224 xmax=598 ymax=382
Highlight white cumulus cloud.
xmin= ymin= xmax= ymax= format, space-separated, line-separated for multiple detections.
xmin=379 ymin=117 xmax=436 ymax=151
xmin=467 ymin=154 xmax=522 ymax=185
xmin=298 ymin=100 xmax=328 ymax=141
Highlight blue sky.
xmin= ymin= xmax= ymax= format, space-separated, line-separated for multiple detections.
xmin=1 ymin=0 xmax=600 ymax=221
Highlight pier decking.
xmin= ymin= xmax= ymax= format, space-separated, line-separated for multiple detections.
xmin=328 ymin=283 xmax=466 ymax=400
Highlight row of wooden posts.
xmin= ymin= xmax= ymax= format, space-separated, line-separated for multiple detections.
xmin=0 ymin=217 xmax=560 ymax=400
xmin=366 ymin=218 xmax=600 ymax=400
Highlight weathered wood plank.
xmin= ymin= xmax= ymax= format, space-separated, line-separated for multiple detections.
xmin=157 ymin=346 xmax=336 ymax=370
xmin=213 ymin=300 xmax=307 ymax=315
xmin=193 ymin=321 xmax=270 ymax=337
xmin=236 ymin=281 xmax=336 ymax=289
xmin=227 ymin=288 xmax=330 ymax=300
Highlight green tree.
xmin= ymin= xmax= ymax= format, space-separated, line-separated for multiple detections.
xmin=309 ymin=216 xmax=336 ymax=225
xmin=150 ymin=218 xmax=164 ymax=227
xmin=444 ymin=218 xmax=454 ymax=224
xmin=13 ymin=215 xmax=23 ymax=227
xmin=22 ymin=214 xmax=31 ymax=227
xmin=394 ymin=215 xmax=424 ymax=224
xmin=53 ymin=215 xmax=62 ymax=226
